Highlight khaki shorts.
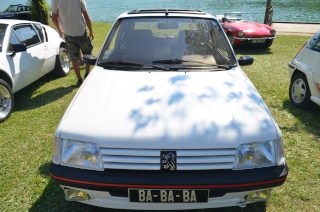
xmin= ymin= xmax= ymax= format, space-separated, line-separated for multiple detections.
xmin=65 ymin=31 xmax=93 ymax=62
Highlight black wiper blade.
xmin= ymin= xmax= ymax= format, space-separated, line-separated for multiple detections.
xmin=153 ymin=59 xmax=236 ymax=70
xmin=153 ymin=59 xmax=185 ymax=64
xmin=147 ymin=64 xmax=170 ymax=71
xmin=211 ymin=64 xmax=237 ymax=70
xmin=99 ymin=60 xmax=170 ymax=71
xmin=100 ymin=60 xmax=143 ymax=66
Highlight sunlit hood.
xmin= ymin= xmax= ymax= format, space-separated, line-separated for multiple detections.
xmin=57 ymin=67 xmax=279 ymax=149
xmin=231 ymin=22 xmax=272 ymax=36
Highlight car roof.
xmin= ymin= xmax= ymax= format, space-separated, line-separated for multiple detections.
xmin=0 ymin=19 xmax=39 ymax=26
xmin=6 ymin=4 xmax=29 ymax=7
xmin=116 ymin=9 xmax=216 ymax=20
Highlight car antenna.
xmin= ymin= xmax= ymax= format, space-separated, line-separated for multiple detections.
xmin=165 ymin=0 xmax=168 ymax=15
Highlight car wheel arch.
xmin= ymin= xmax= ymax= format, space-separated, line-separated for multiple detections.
xmin=0 ymin=70 xmax=13 ymax=89
xmin=52 ymin=43 xmax=70 ymax=77
xmin=0 ymin=78 xmax=14 ymax=122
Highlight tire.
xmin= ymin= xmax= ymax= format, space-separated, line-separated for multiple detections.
xmin=289 ymin=73 xmax=312 ymax=109
xmin=264 ymin=39 xmax=273 ymax=48
xmin=53 ymin=46 xmax=70 ymax=77
xmin=227 ymin=32 xmax=235 ymax=47
xmin=0 ymin=79 xmax=14 ymax=123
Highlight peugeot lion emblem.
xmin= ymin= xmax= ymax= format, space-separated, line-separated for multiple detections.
xmin=161 ymin=151 xmax=177 ymax=171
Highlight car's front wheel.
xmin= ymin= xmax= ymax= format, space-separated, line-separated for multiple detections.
xmin=289 ymin=73 xmax=312 ymax=109
xmin=0 ymin=79 xmax=14 ymax=123
xmin=264 ymin=39 xmax=273 ymax=48
xmin=53 ymin=46 xmax=70 ymax=77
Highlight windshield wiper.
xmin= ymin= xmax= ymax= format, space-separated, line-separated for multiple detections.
xmin=98 ymin=60 xmax=170 ymax=71
xmin=153 ymin=59 xmax=236 ymax=70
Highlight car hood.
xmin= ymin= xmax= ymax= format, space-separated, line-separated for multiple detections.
xmin=57 ymin=67 xmax=280 ymax=149
xmin=225 ymin=22 xmax=273 ymax=36
xmin=0 ymin=12 xmax=16 ymax=18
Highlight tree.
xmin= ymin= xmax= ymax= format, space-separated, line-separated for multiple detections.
xmin=28 ymin=0 xmax=50 ymax=25
xmin=264 ymin=0 xmax=274 ymax=26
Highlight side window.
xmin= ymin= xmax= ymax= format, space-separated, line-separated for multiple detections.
xmin=8 ymin=31 xmax=20 ymax=52
xmin=33 ymin=24 xmax=46 ymax=42
xmin=307 ymin=34 xmax=320 ymax=53
xmin=12 ymin=25 xmax=41 ymax=48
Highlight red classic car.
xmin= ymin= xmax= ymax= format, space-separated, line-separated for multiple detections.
xmin=218 ymin=12 xmax=276 ymax=48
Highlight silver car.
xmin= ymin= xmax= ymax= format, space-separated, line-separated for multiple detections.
xmin=289 ymin=31 xmax=320 ymax=109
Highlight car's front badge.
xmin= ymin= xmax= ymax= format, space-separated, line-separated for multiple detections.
xmin=160 ymin=151 xmax=177 ymax=171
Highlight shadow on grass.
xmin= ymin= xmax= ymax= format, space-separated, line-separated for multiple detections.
xmin=233 ymin=46 xmax=273 ymax=56
xmin=13 ymin=74 xmax=77 ymax=111
xmin=30 ymin=164 xmax=266 ymax=212
xmin=283 ymin=100 xmax=320 ymax=137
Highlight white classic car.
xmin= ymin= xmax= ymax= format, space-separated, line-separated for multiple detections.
xmin=50 ymin=9 xmax=288 ymax=210
xmin=289 ymin=31 xmax=320 ymax=109
xmin=0 ymin=19 xmax=70 ymax=122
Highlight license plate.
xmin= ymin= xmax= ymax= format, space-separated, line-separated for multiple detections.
xmin=251 ymin=39 xmax=266 ymax=43
xmin=129 ymin=189 xmax=209 ymax=203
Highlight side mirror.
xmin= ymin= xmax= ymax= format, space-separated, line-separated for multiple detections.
xmin=83 ymin=54 xmax=97 ymax=65
xmin=10 ymin=43 xmax=26 ymax=57
xmin=222 ymin=17 xmax=226 ymax=23
xmin=238 ymin=55 xmax=254 ymax=66
xmin=11 ymin=43 xmax=26 ymax=52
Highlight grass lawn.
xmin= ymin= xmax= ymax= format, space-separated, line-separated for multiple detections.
xmin=0 ymin=22 xmax=319 ymax=212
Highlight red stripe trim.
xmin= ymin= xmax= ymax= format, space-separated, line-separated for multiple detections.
xmin=50 ymin=173 xmax=286 ymax=189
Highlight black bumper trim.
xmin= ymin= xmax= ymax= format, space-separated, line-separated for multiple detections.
xmin=50 ymin=162 xmax=288 ymax=193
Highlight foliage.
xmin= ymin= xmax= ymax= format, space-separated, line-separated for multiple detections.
xmin=0 ymin=22 xmax=319 ymax=211
xmin=28 ymin=0 xmax=50 ymax=24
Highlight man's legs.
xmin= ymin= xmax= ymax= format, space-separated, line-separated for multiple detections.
xmin=85 ymin=63 xmax=90 ymax=78
xmin=65 ymin=35 xmax=83 ymax=84
xmin=72 ymin=61 xmax=81 ymax=79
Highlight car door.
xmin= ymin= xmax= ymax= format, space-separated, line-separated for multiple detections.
xmin=306 ymin=33 xmax=320 ymax=90
xmin=6 ymin=24 xmax=50 ymax=93
xmin=33 ymin=23 xmax=57 ymax=70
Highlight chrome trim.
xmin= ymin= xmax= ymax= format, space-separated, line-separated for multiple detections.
xmin=100 ymin=148 xmax=236 ymax=170
xmin=234 ymin=36 xmax=276 ymax=40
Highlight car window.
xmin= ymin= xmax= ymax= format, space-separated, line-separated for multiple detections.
xmin=33 ymin=23 xmax=46 ymax=42
xmin=12 ymin=25 xmax=41 ymax=48
xmin=0 ymin=24 xmax=8 ymax=52
xmin=225 ymin=13 xmax=254 ymax=22
xmin=307 ymin=34 xmax=320 ymax=53
xmin=6 ymin=5 xmax=18 ymax=12
xmin=98 ymin=17 xmax=237 ymax=68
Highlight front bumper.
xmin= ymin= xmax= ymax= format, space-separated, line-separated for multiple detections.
xmin=50 ymin=163 xmax=288 ymax=209
xmin=234 ymin=36 xmax=276 ymax=41
xmin=233 ymin=36 xmax=275 ymax=46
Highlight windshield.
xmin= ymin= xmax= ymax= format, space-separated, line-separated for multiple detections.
xmin=98 ymin=17 xmax=237 ymax=70
xmin=225 ymin=13 xmax=254 ymax=22
xmin=5 ymin=5 xmax=19 ymax=12
xmin=0 ymin=24 xmax=8 ymax=52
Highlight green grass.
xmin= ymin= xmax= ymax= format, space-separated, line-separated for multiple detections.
xmin=0 ymin=22 xmax=319 ymax=211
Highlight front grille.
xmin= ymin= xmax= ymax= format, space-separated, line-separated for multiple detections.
xmin=100 ymin=148 xmax=236 ymax=170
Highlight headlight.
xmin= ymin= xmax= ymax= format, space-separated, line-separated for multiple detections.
xmin=238 ymin=30 xmax=244 ymax=37
xmin=270 ymin=29 xmax=276 ymax=36
xmin=52 ymin=138 xmax=103 ymax=171
xmin=234 ymin=138 xmax=285 ymax=170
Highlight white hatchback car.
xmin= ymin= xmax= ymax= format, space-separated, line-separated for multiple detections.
xmin=50 ymin=9 xmax=288 ymax=210
xmin=0 ymin=19 xmax=70 ymax=122
xmin=289 ymin=31 xmax=320 ymax=109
